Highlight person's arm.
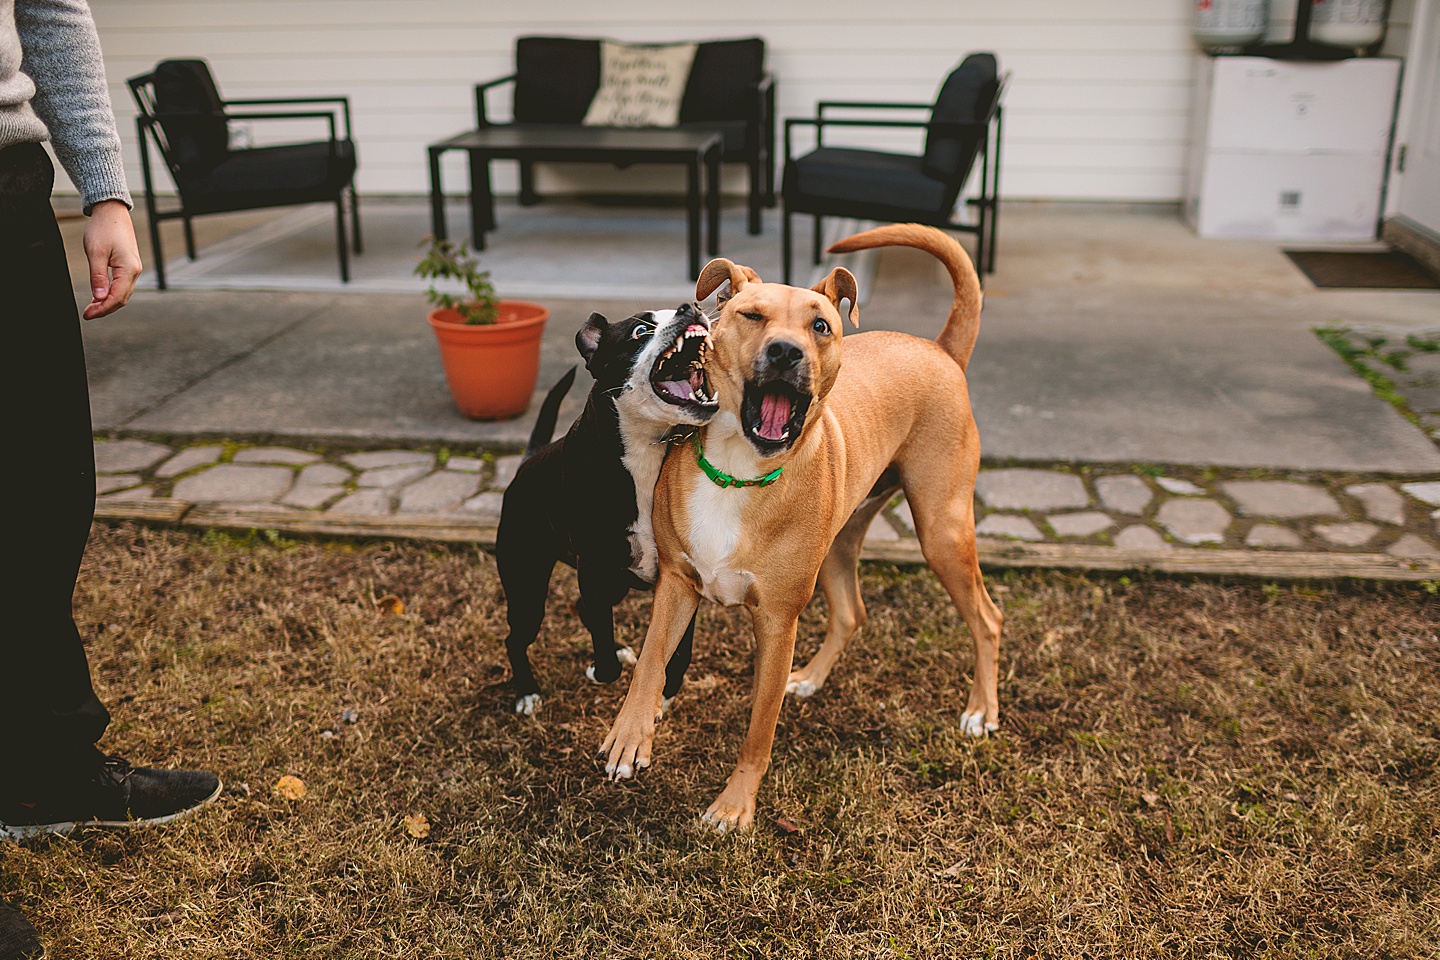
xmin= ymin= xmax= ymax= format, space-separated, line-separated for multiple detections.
xmin=16 ymin=0 xmax=141 ymax=316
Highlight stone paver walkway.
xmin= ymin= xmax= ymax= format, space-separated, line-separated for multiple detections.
xmin=90 ymin=438 xmax=1440 ymax=582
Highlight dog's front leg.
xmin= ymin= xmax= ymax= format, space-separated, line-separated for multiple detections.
xmin=576 ymin=559 xmax=635 ymax=685
xmin=701 ymin=600 xmax=802 ymax=832
xmin=600 ymin=571 xmax=699 ymax=780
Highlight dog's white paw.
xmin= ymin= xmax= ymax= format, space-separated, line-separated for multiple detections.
xmin=658 ymin=695 xmax=675 ymax=719
xmin=587 ymin=647 xmax=638 ymax=684
xmin=960 ymin=710 xmax=998 ymax=737
xmin=515 ymin=694 xmax=543 ymax=717
xmin=604 ymin=750 xmax=651 ymax=781
xmin=786 ymin=678 xmax=818 ymax=698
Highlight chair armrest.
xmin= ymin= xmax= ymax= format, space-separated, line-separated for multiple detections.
xmin=474 ymin=74 xmax=517 ymax=127
xmin=221 ymin=109 xmax=339 ymax=143
xmin=745 ymin=72 xmax=776 ymax=154
xmin=225 ymin=96 xmax=352 ymax=138
xmin=785 ymin=115 xmax=928 ymax=160
xmin=817 ymin=100 xmax=932 ymax=115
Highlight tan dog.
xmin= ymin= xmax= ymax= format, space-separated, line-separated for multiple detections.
xmin=600 ymin=223 xmax=1003 ymax=831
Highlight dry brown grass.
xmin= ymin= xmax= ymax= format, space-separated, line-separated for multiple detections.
xmin=3 ymin=522 xmax=1437 ymax=958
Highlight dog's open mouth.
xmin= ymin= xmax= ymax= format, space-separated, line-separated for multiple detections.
xmin=742 ymin=379 xmax=811 ymax=454
xmin=649 ymin=322 xmax=717 ymax=412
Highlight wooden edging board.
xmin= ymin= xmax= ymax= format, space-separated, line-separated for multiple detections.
xmin=94 ymin=500 xmax=1440 ymax=583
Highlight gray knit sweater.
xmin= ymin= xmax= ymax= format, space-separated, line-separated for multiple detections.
xmin=0 ymin=0 xmax=129 ymax=212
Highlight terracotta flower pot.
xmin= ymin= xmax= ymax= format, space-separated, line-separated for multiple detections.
xmin=427 ymin=300 xmax=550 ymax=420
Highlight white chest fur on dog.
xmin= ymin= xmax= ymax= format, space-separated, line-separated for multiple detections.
xmin=617 ymin=413 xmax=668 ymax=583
xmin=682 ymin=415 xmax=759 ymax=606
xmin=684 ymin=473 xmax=753 ymax=606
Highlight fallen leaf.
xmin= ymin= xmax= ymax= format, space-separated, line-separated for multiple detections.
xmin=274 ymin=775 xmax=307 ymax=800
xmin=404 ymin=813 xmax=431 ymax=838
xmin=375 ymin=594 xmax=404 ymax=617
xmin=938 ymin=861 xmax=966 ymax=878
xmin=1141 ymin=791 xmax=1161 ymax=807
xmin=774 ymin=817 xmax=801 ymax=835
xmin=340 ymin=707 xmax=360 ymax=724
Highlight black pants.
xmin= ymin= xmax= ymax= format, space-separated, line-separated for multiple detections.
xmin=0 ymin=142 xmax=110 ymax=791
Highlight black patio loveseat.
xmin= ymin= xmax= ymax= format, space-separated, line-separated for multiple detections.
xmin=473 ymin=35 xmax=775 ymax=234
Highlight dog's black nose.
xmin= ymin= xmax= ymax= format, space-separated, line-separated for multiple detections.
xmin=765 ymin=340 xmax=803 ymax=371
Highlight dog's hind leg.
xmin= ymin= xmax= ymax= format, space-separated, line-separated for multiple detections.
xmin=498 ymin=550 xmax=556 ymax=716
xmin=786 ymin=486 xmax=898 ymax=698
xmin=906 ymin=486 xmax=1003 ymax=736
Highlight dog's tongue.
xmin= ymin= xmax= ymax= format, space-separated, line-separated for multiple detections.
xmin=661 ymin=380 xmax=694 ymax=401
xmin=758 ymin=391 xmax=792 ymax=441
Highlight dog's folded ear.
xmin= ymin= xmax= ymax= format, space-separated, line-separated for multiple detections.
xmin=812 ymin=267 xmax=860 ymax=329
xmin=576 ymin=313 xmax=608 ymax=370
xmin=696 ymin=258 xmax=759 ymax=304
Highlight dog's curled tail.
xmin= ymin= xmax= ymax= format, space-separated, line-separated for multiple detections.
xmin=524 ymin=365 xmax=577 ymax=460
xmin=827 ymin=223 xmax=982 ymax=371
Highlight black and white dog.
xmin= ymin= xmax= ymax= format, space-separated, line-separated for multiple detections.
xmin=495 ymin=305 xmax=717 ymax=715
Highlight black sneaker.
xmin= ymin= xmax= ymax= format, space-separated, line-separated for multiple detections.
xmin=0 ymin=755 xmax=221 ymax=840
xmin=0 ymin=899 xmax=43 ymax=960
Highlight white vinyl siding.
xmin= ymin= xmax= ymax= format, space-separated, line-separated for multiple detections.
xmin=79 ymin=0 xmax=1416 ymax=203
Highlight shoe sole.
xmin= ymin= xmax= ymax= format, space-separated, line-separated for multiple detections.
xmin=0 ymin=779 xmax=222 ymax=840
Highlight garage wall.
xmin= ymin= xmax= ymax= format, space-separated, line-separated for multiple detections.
xmin=73 ymin=0 xmax=1415 ymax=202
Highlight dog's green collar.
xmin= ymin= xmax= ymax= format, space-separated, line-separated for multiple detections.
xmin=694 ymin=437 xmax=782 ymax=489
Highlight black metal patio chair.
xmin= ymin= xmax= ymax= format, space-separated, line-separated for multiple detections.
xmin=127 ymin=59 xmax=361 ymax=289
xmin=780 ymin=53 xmax=1007 ymax=283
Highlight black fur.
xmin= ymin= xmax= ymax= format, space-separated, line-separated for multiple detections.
xmin=495 ymin=312 xmax=695 ymax=710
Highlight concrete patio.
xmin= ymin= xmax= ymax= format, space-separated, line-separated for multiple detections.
xmin=55 ymin=197 xmax=1440 ymax=578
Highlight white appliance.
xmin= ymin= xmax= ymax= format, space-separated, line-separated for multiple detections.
xmin=1185 ymin=55 xmax=1402 ymax=240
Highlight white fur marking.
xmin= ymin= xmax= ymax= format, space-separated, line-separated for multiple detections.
xmin=684 ymin=412 xmax=763 ymax=606
xmin=787 ymin=678 xmax=818 ymax=698
xmin=515 ymin=694 xmax=542 ymax=716
xmin=960 ymin=711 xmax=997 ymax=737
xmin=615 ymin=310 xmax=686 ymax=584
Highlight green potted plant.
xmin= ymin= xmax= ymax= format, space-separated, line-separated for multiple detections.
xmin=416 ymin=237 xmax=549 ymax=420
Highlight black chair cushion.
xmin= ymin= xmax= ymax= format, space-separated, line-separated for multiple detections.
xmin=679 ymin=37 xmax=764 ymax=121
xmin=177 ymin=140 xmax=357 ymax=211
xmin=512 ymin=35 xmax=763 ymax=126
xmin=153 ymin=59 xmax=230 ymax=169
xmin=514 ymin=36 xmax=602 ymax=124
xmin=922 ymin=53 xmax=998 ymax=181
xmin=788 ymin=147 xmax=950 ymax=213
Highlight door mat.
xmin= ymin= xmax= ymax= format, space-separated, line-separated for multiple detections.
xmin=1284 ymin=249 xmax=1440 ymax=290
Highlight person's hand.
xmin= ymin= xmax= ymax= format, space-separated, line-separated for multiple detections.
xmin=81 ymin=199 xmax=143 ymax=319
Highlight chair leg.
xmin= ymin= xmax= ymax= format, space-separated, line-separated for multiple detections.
xmin=335 ymin=198 xmax=350 ymax=283
xmin=183 ymin=216 xmax=197 ymax=260
xmin=518 ymin=161 xmax=539 ymax=206
xmin=974 ymin=203 xmax=987 ymax=289
xmin=782 ymin=206 xmax=793 ymax=285
xmin=146 ymin=196 xmax=167 ymax=291
xmin=748 ymin=158 xmax=762 ymax=236
xmin=350 ymin=186 xmax=363 ymax=254
xmin=812 ymin=215 xmax=823 ymax=266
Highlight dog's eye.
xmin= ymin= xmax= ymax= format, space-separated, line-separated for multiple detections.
xmin=812 ymin=318 xmax=831 ymax=336
xmin=631 ymin=324 xmax=651 ymax=339
xmin=741 ymin=311 xmax=764 ymax=322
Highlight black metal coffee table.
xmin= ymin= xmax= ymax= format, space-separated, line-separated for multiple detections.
xmin=427 ymin=126 xmax=723 ymax=277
